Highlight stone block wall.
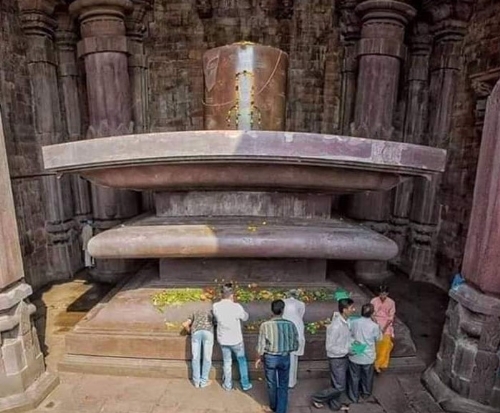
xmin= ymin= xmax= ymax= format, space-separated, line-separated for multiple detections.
xmin=0 ymin=0 xmax=50 ymax=291
xmin=145 ymin=0 xmax=342 ymax=135
xmin=0 ymin=0 xmax=83 ymax=291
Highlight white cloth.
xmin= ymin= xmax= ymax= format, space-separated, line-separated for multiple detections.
xmin=213 ymin=299 xmax=249 ymax=346
xmin=81 ymin=223 xmax=94 ymax=268
xmin=348 ymin=317 xmax=382 ymax=365
xmin=283 ymin=297 xmax=305 ymax=356
xmin=325 ymin=312 xmax=351 ymax=358
xmin=289 ymin=353 xmax=299 ymax=388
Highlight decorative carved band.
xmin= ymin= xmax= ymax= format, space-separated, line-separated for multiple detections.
xmin=358 ymin=38 xmax=406 ymax=59
xmin=356 ymin=0 xmax=416 ymax=26
xmin=77 ymin=36 xmax=129 ymax=57
xmin=86 ymin=120 xmax=134 ymax=139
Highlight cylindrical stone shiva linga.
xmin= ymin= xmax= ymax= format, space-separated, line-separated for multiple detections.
xmin=202 ymin=42 xmax=288 ymax=130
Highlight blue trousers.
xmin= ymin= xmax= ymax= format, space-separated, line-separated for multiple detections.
xmin=191 ymin=330 xmax=214 ymax=386
xmin=264 ymin=354 xmax=291 ymax=413
xmin=220 ymin=342 xmax=251 ymax=390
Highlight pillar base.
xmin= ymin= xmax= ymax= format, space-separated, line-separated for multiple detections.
xmin=0 ymin=283 xmax=59 ymax=413
xmin=354 ymin=260 xmax=392 ymax=286
xmin=0 ymin=372 xmax=59 ymax=413
xmin=422 ymin=282 xmax=500 ymax=412
xmin=423 ymin=367 xmax=499 ymax=413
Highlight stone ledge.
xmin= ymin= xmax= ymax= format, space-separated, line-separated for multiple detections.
xmin=0 ymin=303 xmax=36 ymax=333
xmin=0 ymin=371 xmax=59 ymax=413
xmin=450 ymin=283 xmax=500 ymax=317
xmin=0 ymin=284 xmax=32 ymax=312
xmin=59 ymin=354 xmax=424 ymax=379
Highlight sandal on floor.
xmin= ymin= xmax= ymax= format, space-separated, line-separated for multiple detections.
xmin=312 ymin=401 xmax=324 ymax=409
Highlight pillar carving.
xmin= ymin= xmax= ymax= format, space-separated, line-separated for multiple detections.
xmin=19 ymin=0 xmax=81 ymax=283
xmin=346 ymin=0 xmax=416 ymax=284
xmin=55 ymin=7 xmax=92 ymax=225
xmin=407 ymin=0 xmax=474 ymax=285
xmin=126 ymin=0 xmax=154 ymax=211
xmin=70 ymin=0 xmax=140 ymax=283
xmin=0 ymin=110 xmax=58 ymax=412
xmin=338 ymin=0 xmax=360 ymax=134
xmin=126 ymin=0 xmax=150 ymax=134
xmin=471 ymin=79 xmax=495 ymax=130
xmin=391 ymin=21 xmax=432 ymax=265
xmin=423 ymin=80 xmax=500 ymax=413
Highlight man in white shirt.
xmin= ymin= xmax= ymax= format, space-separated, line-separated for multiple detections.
xmin=347 ymin=303 xmax=382 ymax=402
xmin=311 ymin=298 xmax=355 ymax=410
xmin=212 ymin=283 xmax=252 ymax=391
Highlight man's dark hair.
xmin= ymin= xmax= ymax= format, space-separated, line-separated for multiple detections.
xmin=338 ymin=298 xmax=354 ymax=314
xmin=221 ymin=283 xmax=233 ymax=299
xmin=378 ymin=284 xmax=389 ymax=294
xmin=271 ymin=299 xmax=285 ymax=316
xmin=361 ymin=303 xmax=374 ymax=318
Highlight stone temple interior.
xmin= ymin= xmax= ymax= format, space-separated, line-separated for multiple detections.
xmin=1 ymin=1 xmax=500 ymax=413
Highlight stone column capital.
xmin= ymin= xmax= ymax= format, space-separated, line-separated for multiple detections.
xmin=125 ymin=0 xmax=152 ymax=42
xmin=422 ymin=0 xmax=475 ymax=25
xmin=355 ymin=0 xmax=416 ymax=27
xmin=18 ymin=0 xmax=58 ymax=38
xmin=471 ymin=79 xmax=495 ymax=99
xmin=409 ymin=21 xmax=432 ymax=54
xmin=355 ymin=0 xmax=416 ymax=59
xmin=54 ymin=11 xmax=78 ymax=50
xmin=69 ymin=0 xmax=134 ymax=20
xmin=338 ymin=0 xmax=361 ymax=42
xmin=70 ymin=0 xmax=133 ymax=57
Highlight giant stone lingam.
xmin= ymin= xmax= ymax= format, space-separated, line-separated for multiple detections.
xmin=42 ymin=43 xmax=446 ymax=377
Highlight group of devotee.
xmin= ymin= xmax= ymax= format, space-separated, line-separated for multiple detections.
xmin=181 ymin=283 xmax=396 ymax=413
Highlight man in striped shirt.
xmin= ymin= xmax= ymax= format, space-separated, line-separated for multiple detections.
xmin=256 ymin=299 xmax=299 ymax=413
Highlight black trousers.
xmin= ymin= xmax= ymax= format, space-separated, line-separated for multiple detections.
xmin=311 ymin=357 xmax=349 ymax=411
xmin=347 ymin=361 xmax=374 ymax=403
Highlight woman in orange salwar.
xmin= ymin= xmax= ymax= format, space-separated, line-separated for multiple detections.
xmin=370 ymin=285 xmax=396 ymax=373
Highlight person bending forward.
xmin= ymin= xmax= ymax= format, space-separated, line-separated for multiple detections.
xmin=311 ymin=298 xmax=355 ymax=411
xmin=182 ymin=303 xmax=215 ymax=388
xmin=213 ymin=283 xmax=252 ymax=391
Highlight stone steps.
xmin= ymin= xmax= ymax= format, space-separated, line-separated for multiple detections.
xmin=59 ymin=354 xmax=425 ymax=380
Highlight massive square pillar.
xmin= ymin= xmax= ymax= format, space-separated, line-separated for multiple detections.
xmin=423 ymin=80 xmax=500 ymax=413
xmin=0 ymin=111 xmax=58 ymax=412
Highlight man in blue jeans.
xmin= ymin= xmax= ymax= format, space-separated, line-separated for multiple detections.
xmin=213 ymin=283 xmax=252 ymax=391
xmin=182 ymin=303 xmax=215 ymax=388
xmin=256 ymin=299 xmax=299 ymax=413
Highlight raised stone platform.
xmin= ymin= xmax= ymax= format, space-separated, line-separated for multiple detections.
xmin=87 ymin=215 xmax=398 ymax=261
xmin=58 ymin=265 xmax=423 ymax=378
xmin=42 ymin=130 xmax=446 ymax=192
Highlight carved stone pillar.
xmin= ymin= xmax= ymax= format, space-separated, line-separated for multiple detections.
xmin=423 ymin=80 xmax=500 ymax=413
xmin=407 ymin=0 xmax=474 ymax=285
xmin=19 ymin=0 xmax=81 ymax=283
xmin=338 ymin=0 xmax=360 ymax=134
xmin=70 ymin=0 xmax=140 ymax=283
xmin=126 ymin=0 xmax=150 ymax=134
xmin=0 ymin=110 xmax=59 ymax=413
xmin=391 ymin=22 xmax=432 ymax=265
xmin=54 ymin=8 xmax=92 ymax=225
xmin=126 ymin=0 xmax=153 ymax=211
xmin=347 ymin=0 xmax=416 ymax=284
